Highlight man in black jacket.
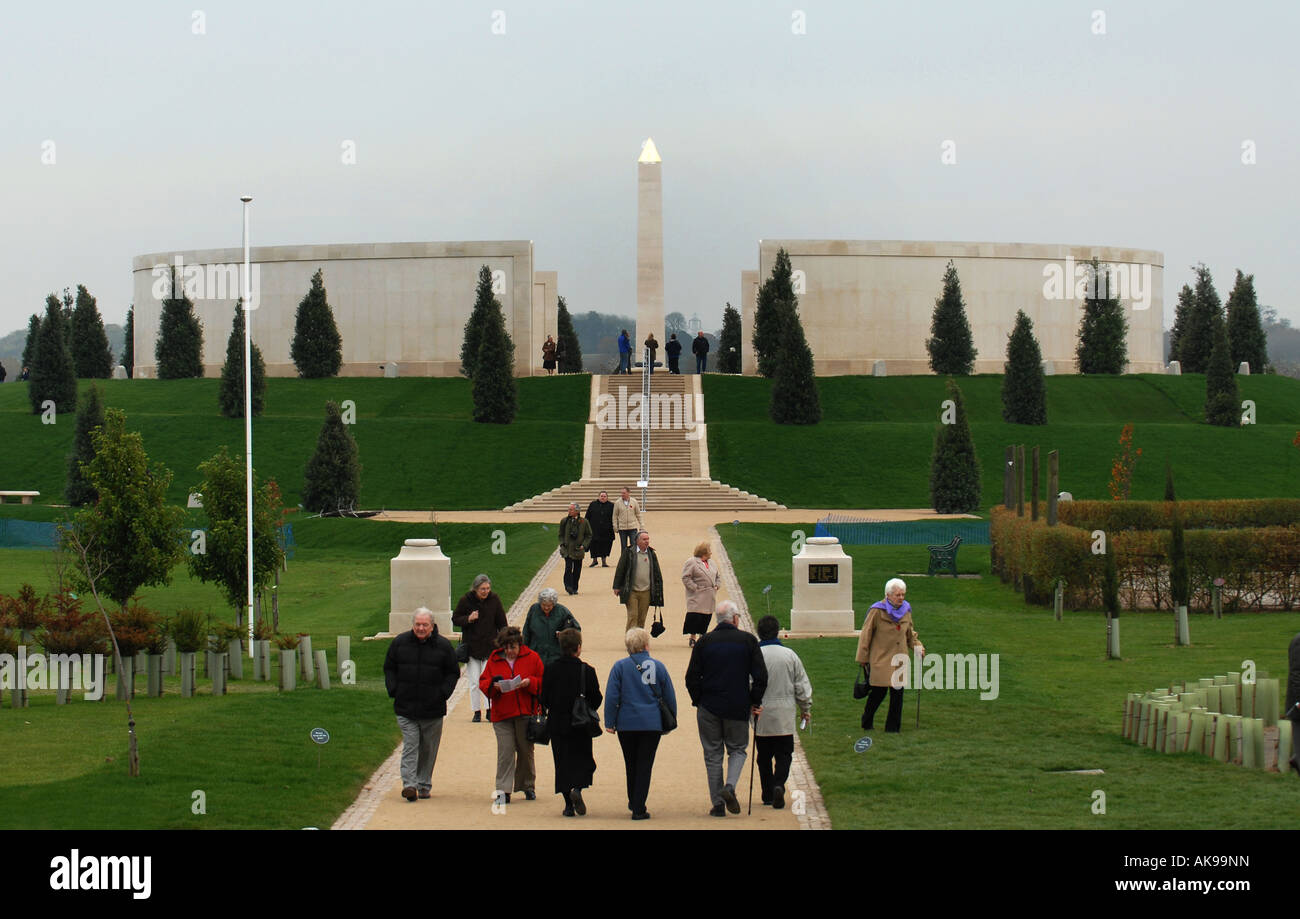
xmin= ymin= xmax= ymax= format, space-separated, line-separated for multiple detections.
xmin=692 ymin=331 xmax=710 ymax=374
xmin=685 ymin=600 xmax=767 ymax=817
xmin=383 ymin=608 xmax=460 ymax=801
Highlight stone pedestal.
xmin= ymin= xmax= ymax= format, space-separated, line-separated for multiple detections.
xmin=390 ymin=539 xmax=452 ymax=635
xmin=1166 ymin=361 xmax=1181 ymax=375
xmin=383 ymin=362 xmax=400 ymax=378
xmin=791 ymin=536 xmax=854 ymax=631
xmin=112 ymin=365 xmax=128 ymax=379
xmin=871 ymin=360 xmax=887 ymax=377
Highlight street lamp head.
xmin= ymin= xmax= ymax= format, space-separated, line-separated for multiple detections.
xmin=239 ymin=195 xmax=253 ymax=203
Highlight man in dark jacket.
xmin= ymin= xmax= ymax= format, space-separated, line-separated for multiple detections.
xmin=559 ymin=503 xmax=593 ymax=595
xmin=383 ymin=608 xmax=459 ymax=801
xmin=685 ymin=600 xmax=768 ymax=817
xmin=692 ymin=331 xmax=710 ymax=373
xmin=612 ymin=530 xmax=664 ymax=633
xmin=665 ymin=334 xmax=682 ymax=374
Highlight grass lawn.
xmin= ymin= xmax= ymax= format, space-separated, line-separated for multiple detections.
xmin=705 ymin=374 xmax=1300 ymax=508
xmin=719 ymin=522 xmax=1300 ymax=829
xmin=0 ymin=375 xmax=588 ymax=511
xmin=0 ymin=517 xmax=557 ymax=829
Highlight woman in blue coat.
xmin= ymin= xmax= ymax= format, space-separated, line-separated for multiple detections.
xmin=604 ymin=626 xmax=677 ymax=820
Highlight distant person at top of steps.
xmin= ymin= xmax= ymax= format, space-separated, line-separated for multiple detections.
xmin=614 ymin=488 xmax=643 ymax=555
xmin=644 ymin=334 xmax=658 ymax=374
xmin=693 ymin=331 xmax=710 ymax=374
xmin=618 ymin=330 xmax=632 ymax=374
xmin=665 ymin=334 xmax=682 ymax=374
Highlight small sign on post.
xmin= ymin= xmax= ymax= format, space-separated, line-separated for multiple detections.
xmin=310 ymin=727 xmax=330 ymax=770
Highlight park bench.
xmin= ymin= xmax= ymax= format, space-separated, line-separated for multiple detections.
xmin=927 ymin=535 xmax=962 ymax=577
xmin=0 ymin=491 xmax=39 ymax=505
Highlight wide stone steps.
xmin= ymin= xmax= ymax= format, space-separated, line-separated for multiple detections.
xmin=503 ymin=477 xmax=785 ymax=513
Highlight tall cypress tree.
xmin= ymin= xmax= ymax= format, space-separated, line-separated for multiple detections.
xmin=930 ymin=378 xmax=982 ymax=513
xmin=218 ymin=300 xmax=266 ymax=417
xmin=69 ymin=285 xmax=113 ymax=379
xmin=29 ymin=294 xmax=78 ymax=414
xmin=769 ymin=300 xmax=821 ymax=424
xmin=123 ymin=305 xmax=134 ymax=378
xmin=471 ymin=301 xmax=518 ymax=424
xmin=155 ymin=268 xmax=204 ymax=379
xmin=1178 ymin=264 xmax=1221 ymax=374
xmin=1075 ymin=259 xmax=1128 ymax=374
xmin=21 ymin=313 xmax=42 ymax=374
xmin=1204 ymin=314 xmax=1240 ymax=427
xmin=1002 ymin=310 xmax=1047 ymax=425
xmin=1167 ymin=284 xmax=1193 ymax=364
xmin=556 ymin=295 xmax=583 ymax=373
xmin=1225 ymin=269 xmax=1268 ymax=374
xmin=753 ymin=249 xmax=795 ymax=378
xmin=290 ymin=268 xmax=343 ymax=378
xmin=301 ymin=401 xmax=361 ymax=514
xmin=718 ymin=302 xmax=742 ymax=373
xmin=927 ymin=261 xmax=977 ymax=375
xmin=460 ymin=265 xmax=496 ymax=379
xmin=66 ymin=384 xmax=105 ymax=506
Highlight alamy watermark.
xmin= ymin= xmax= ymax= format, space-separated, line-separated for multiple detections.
xmin=595 ymin=385 xmax=705 ymax=441
xmin=1042 ymin=256 xmax=1150 ymax=311
xmin=151 ymin=254 xmax=260 ymax=308
xmin=889 ymin=649 xmax=1000 ymax=700
xmin=1 ymin=646 xmax=106 ymax=700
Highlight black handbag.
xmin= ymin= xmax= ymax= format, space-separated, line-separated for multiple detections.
xmin=526 ymin=707 xmax=550 ymax=745
xmin=637 ymin=661 xmax=676 ymax=733
xmin=853 ymin=664 xmax=871 ymax=699
xmin=649 ymin=609 xmax=666 ymax=638
xmin=456 ymin=641 xmax=470 ymax=664
xmin=570 ymin=666 xmax=603 ymax=739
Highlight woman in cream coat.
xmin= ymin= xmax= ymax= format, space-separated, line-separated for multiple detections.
xmin=855 ymin=577 xmax=924 ymax=733
xmin=681 ymin=541 xmax=721 ymax=647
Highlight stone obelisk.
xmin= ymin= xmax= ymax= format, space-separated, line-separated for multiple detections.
xmin=636 ymin=138 xmax=664 ymax=362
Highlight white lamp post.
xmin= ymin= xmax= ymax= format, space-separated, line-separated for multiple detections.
xmin=240 ymin=195 xmax=255 ymax=656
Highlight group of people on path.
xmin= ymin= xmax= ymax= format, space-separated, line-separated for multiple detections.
xmin=615 ymin=329 xmax=710 ymax=375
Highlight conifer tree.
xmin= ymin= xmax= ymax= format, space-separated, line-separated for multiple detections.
xmin=155 ymin=268 xmax=204 ymax=379
xmin=753 ymin=249 xmax=796 ymax=378
xmin=66 ymin=384 xmax=105 ymax=506
xmin=21 ymin=312 xmax=41 ymax=373
xmin=718 ymin=302 xmax=742 ymax=373
xmin=930 ymin=378 xmax=982 ymax=513
xmin=1167 ymin=284 xmax=1193 ymax=364
xmin=301 ymin=401 xmax=361 ymax=514
xmin=290 ymin=269 xmax=343 ymax=378
xmin=1225 ymin=269 xmax=1268 ymax=374
xmin=1178 ymin=264 xmax=1221 ymax=374
xmin=123 ymin=305 xmax=134 ymax=378
xmin=1001 ymin=310 xmax=1047 ymax=425
xmin=69 ymin=285 xmax=113 ymax=378
xmin=29 ymin=294 xmax=78 ymax=414
xmin=471 ymin=301 xmax=518 ymax=424
xmin=1075 ymin=259 xmax=1128 ymax=374
xmin=556 ymin=295 xmax=583 ymax=373
xmin=460 ymin=265 xmax=496 ymax=379
xmin=769 ymin=300 xmax=821 ymax=424
xmin=218 ymin=300 xmax=266 ymax=417
xmin=1204 ymin=315 xmax=1240 ymax=427
xmin=927 ymin=261 xmax=977 ymax=375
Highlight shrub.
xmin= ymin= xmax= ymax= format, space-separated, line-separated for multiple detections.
xmin=929 ymin=378 xmax=981 ymax=513
xmin=170 ymin=609 xmax=208 ymax=654
xmin=290 ymin=269 xmax=343 ymax=378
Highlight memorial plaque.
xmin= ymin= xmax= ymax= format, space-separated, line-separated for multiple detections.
xmin=808 ymin=564 xmax=838 ymax=584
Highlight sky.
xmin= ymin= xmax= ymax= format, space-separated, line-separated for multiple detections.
xmin=2 ymin=0 xmax=1296 ymax=337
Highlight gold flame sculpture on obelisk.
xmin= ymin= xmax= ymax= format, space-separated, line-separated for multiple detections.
xmin=635 ymin=138 xmax=664 ymax=364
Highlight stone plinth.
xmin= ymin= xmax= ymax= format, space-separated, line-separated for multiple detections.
xmin=390 ymin=539 xmax=452 ymax=635
xmin=791 ymin=536 xmax=854 ymax=632
xmin=112 ymin=365 xmax=128 ymax=379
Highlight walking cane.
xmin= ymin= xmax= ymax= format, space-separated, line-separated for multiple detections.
xmin=747 ymin=713 xmax=758 ymax=815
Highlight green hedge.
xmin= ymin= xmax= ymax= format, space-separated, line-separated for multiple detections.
xmin=1057 ymin=498 xmax=1300 ymax=532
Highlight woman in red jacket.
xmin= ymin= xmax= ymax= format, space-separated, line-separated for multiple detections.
xmin=480 ymin=626 xmax=545 ymax=803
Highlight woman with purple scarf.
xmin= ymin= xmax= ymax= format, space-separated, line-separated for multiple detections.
xmin=854 ymin=578 xmax=925 ymax=733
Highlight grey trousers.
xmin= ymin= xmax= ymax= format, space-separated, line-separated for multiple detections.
xmin=396 ymin=715 xmax=444 ymax=791
xmin=493 ymin=717 xmax=536 ymax=794
xmin=697 ymin=707 xmax=749 ymax=806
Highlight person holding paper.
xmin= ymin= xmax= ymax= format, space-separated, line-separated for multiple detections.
xmin=480 ymin=626 xmax=545 ymax=804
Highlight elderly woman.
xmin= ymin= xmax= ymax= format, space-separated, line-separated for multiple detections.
xmin=522 ymin=588 xmax=580 ymax=668
xmin=855 ymin=578 xmax=925 ymax=733
xmin=604 ymin=627 xmax=678 ymax=820
xmin=542 ymin=335 xmax=557 ymax=374
xmin=539 ymin=628 xmax=602 ymax=816
xmin=452 ymin=574 xmax=508 ymax=722
xmin=480 ymin=626 xmax=545 ymax=803
xmin=681 ymin=541 xmax=721 ymax=647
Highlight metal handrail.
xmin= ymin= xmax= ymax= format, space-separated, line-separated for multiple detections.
xmin=640 ymin=346 xmax=650 ymax=511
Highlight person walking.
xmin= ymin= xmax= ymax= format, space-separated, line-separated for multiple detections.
xmin=856 ymin=578 xmax=924 ymax=733
xmin=542 ymin=335 xmax=557 ymax=375
xmin=643 ymin=333 xmax=658 ymax=375
xmin=555 ymin=336 xmax=567 ymax=374
xmin=383 ymin=608 xmax=460 ymax=802
xmin=613 ymin=530 xmax=664 ymax=634
xmin=754 ymin=615 xmax=812 ymax=808
xmin=540 ymin=628 xmax=602 ymax=816
xmin=1287 ymin=631 xmax=1300 ymax=774
xmin=665 ymin=334 xmax=682 ymax=374
xmin=618 ymin=329 xmax=632 ymax=374
xmin=522 ymin=587 xmax=580 ymax=669
xmin=692 ymin=331 xmax=710 ymax=374
xmin=685 ymin=600 xmax=767 ymax=817
xmin=585 ymin=491 xmax=615 ymax=568
xmin=480 ymin=626 xmax=545 ymax=804
xmin=452 ymin=574 xmax=509 ymax=723
xmin=558 ymin=502 xmax=592 ymax=595
xmin=0 ymin=361 xmax=6 ymax=383
xmin=613 ymin=487 xmax=642 ymax=555
xmin=681 ymin=541 xmax=720 ymax=647
xmin=604 ymin=627 xmax=678 ymax=820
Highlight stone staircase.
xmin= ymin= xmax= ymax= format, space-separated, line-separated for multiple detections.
xmin=503 ymin=374 xmax=786 ymax=513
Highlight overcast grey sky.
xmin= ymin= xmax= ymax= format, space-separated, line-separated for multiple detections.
xmin=2 ymin=0 xmax=1296 ymax=337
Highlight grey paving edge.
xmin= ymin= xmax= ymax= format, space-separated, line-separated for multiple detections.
xmin=331 ymin=549 xmax=562 ymax=830
xmin=708 ymin=526 xmax=830 ymax=830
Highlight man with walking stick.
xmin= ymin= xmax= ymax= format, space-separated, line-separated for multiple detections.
xmin=686 ymin=601 xmax=767 ymax=818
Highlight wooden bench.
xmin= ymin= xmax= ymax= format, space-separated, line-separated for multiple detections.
xmin=0 ymin=491 xmax=39 ymax=505
xmin=927 ymin=536 xmax=962 ymax=577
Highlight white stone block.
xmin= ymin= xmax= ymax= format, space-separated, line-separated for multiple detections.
xmin=383 ymin=362 xmax=399 ymax=378
xmin=112 ymin=365 xmax=128 ymax=379
xmin=1166 ymin=361 xmax=1181 ymax=375
xmin=872 ymin=360 xmax=887 ymax=377
xmin=1238 ymin=362 xmax=1250 ymax=375
xmin=791 ymin=536 xmax=854 ymax=632
xmin=390 ymin=539 xmax=452 ymax=635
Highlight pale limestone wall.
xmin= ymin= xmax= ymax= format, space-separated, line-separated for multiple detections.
xmin=747 ymin=240 xmax=1165 ymax=375
xmin=531 ymin=271 xmax=558 ymax=371
xmin=131 ymin=241 xmax=538 ymax=378
xmin=739 ymin=270 xmax=759 ymax=374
